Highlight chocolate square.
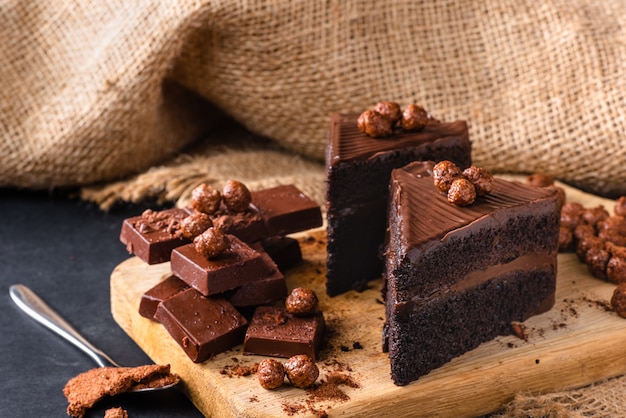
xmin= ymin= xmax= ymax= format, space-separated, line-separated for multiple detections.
xmin=251 ymin=185 xmax=322 ymax=236
xmin=119 ymin=208 xmax=191 ymax=264
xmin=155 ymin=288 xmax=248 ymax=363
xmin=170 ymin=235 xmax=276 ymax=296
xmin=226 ymin=270 xmax=287 ymax=307
xmin=243 ymin=306 xmax=325 ymax=360
xmin=139 ymin=275 xmax=189 ymax=320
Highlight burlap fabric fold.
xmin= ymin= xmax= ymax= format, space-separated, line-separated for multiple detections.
xmin=2 ymin=0 xmax=626 ymax=199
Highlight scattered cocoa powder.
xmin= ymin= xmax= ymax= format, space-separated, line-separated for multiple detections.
xmin=281 ymin=402 xmax=307 ymax=416
xmin=104 ymin=407 xmax=128 ymax=418
xmin=219 ymin=359 xmax=259 ymax=378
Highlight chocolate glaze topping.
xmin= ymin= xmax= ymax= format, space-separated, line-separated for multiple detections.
xmin=391 ymin=161 xmax=559 ymax=251
xmin=327 ymin=113 xmax=469 ymax=165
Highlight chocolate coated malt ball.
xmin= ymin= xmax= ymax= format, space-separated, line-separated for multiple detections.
xmin=284 ymin=355 xmax=319 ymax=389
xmin=222 ymin=180 xmax=252 ymax=213
xmin=447 ymin=178 xmax=476 ymax=206
xmin=463 ymin=166 xmax=494 ymax=196
xmin=611 ymin=282 xmax=626 ymax=318
xmin=357 ymin=109 xmax=393 ymax=138
xmin=194 ymin=227 xmax=230 ymax=259
xmin=285 ymin=287 xmax=318 ymax=316
xmin=432 ymin=160 xmax=463 ymax=194
xmin=373 ymin=101 xmax=402 ymax=126
xmin=526 ymin=173 xmax=554 ymax=187
xmin=190 ymin=183 xmax=222 ymax=215
xmin=180 ymin=213 xmax=213 ymax=240
xmin=257 ymin=358 xmax=285 ymax=390
xmin=615 ymin=196 xmax=626 ymax=217
xmin=401 ymin=104 xmax=429 ymax=131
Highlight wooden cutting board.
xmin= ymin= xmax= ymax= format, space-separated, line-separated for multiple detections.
xmin=111 ymin=179 xmax=626 ymax=417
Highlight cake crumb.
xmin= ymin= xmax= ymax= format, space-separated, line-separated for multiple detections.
xmin=63 ymin=364 xmax=178 ymax=418
xmin=511 ymin=321 xmax=528 ymax=341
xmin=104 ymin=407 xmax=128 ymax=418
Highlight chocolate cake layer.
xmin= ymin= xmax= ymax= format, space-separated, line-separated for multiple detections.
xmin=325 ymin=113 xmax=472 ymax=296
xmin=383 ymin=161 xmax=559 ymax=386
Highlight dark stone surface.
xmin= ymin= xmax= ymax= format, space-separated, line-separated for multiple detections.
xmin=0 ymin=188 xmax=203 ymax=418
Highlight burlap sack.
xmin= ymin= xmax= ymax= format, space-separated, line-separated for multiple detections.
xmin=2 ymin=0 xmax=625 ymax=198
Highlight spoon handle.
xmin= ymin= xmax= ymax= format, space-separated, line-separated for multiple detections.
xmin=9 ymin=284 xmax=120 ymax=368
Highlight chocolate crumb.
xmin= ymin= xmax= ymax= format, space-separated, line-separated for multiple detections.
xmin=511 ymin=321 xmax=528 ymax=341
xmin=282 ymin=402 xmax=307 ymax=416
xmin=104 ymin=407 xmax=128 ymax=418
xmin=219 ymin=359 xmax=259 ymax=378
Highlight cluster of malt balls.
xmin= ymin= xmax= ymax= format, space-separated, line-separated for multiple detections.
xmin=357 ymin=101 xmax=438 ymax=138
xmin=529 ymin=173 xmax=626 ymax=318
xmin=180 ymin=180 xmax=253 ymax=259
xmin=256 ymin=288 xmax=322 ymax=390
xmin=432 ymin=160 xmax=494 ymax=206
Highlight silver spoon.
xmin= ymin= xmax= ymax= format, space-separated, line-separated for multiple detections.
xmin=9 ymin=283 xmax=178 ymax=392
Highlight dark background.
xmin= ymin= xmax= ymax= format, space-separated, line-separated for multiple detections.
xmin=1 ymin=189 xmax=203 ymax=417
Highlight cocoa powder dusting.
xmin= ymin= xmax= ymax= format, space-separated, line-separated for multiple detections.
xmin=219 ymin=359 xmax=259 ymax=378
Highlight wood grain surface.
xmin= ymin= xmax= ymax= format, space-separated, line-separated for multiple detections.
xmin=111 ymin=179 xmax=626 ymax=417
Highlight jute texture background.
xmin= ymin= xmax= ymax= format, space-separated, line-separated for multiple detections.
xmin=3 ymin=0 xmax=626 ymax=415
xmin=2 ymin=0 xmax=626 ymax=199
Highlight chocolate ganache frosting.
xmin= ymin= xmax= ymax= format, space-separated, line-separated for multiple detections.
xmin=327 ymin=113 xmax=469 ymax=166
xmin=386 ymin=161 xmax=559 ymax=298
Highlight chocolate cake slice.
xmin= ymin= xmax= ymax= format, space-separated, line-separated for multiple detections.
xmin=325 ymin=113 xmax=472 ymax=295
xmin=383 ymin=161 xmax=559 ymax=386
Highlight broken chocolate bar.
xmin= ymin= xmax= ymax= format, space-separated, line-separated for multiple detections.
xmin=155 ymin=288 xmax=248 ymax=363
xmin=243 ymin=306 xmax=325 ymax=360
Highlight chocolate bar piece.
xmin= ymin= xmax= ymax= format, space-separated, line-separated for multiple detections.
xmin=119 ymin=208 xmax=191 ymax=264
xmin=209 ymin=206 xmax=268 ymax=243
xmin=139 ymin=275 xmax=189 ymax=320
xmin=226 ymin=270 xmax=287 ymax=307
xmin=121 ymin=184 xmax=321 ymax=265
xmin=170 ymin=235 xmax=276 ymax=296
xmin=258 ymin=236 xmax=303 ymax=272
xmin=251 ymin=185 xmax=322 ymax=236
xmin=243 ymin=306 xmax=325 ymax=360
xmin=155 ymin=288 xmax=248 ymax=363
